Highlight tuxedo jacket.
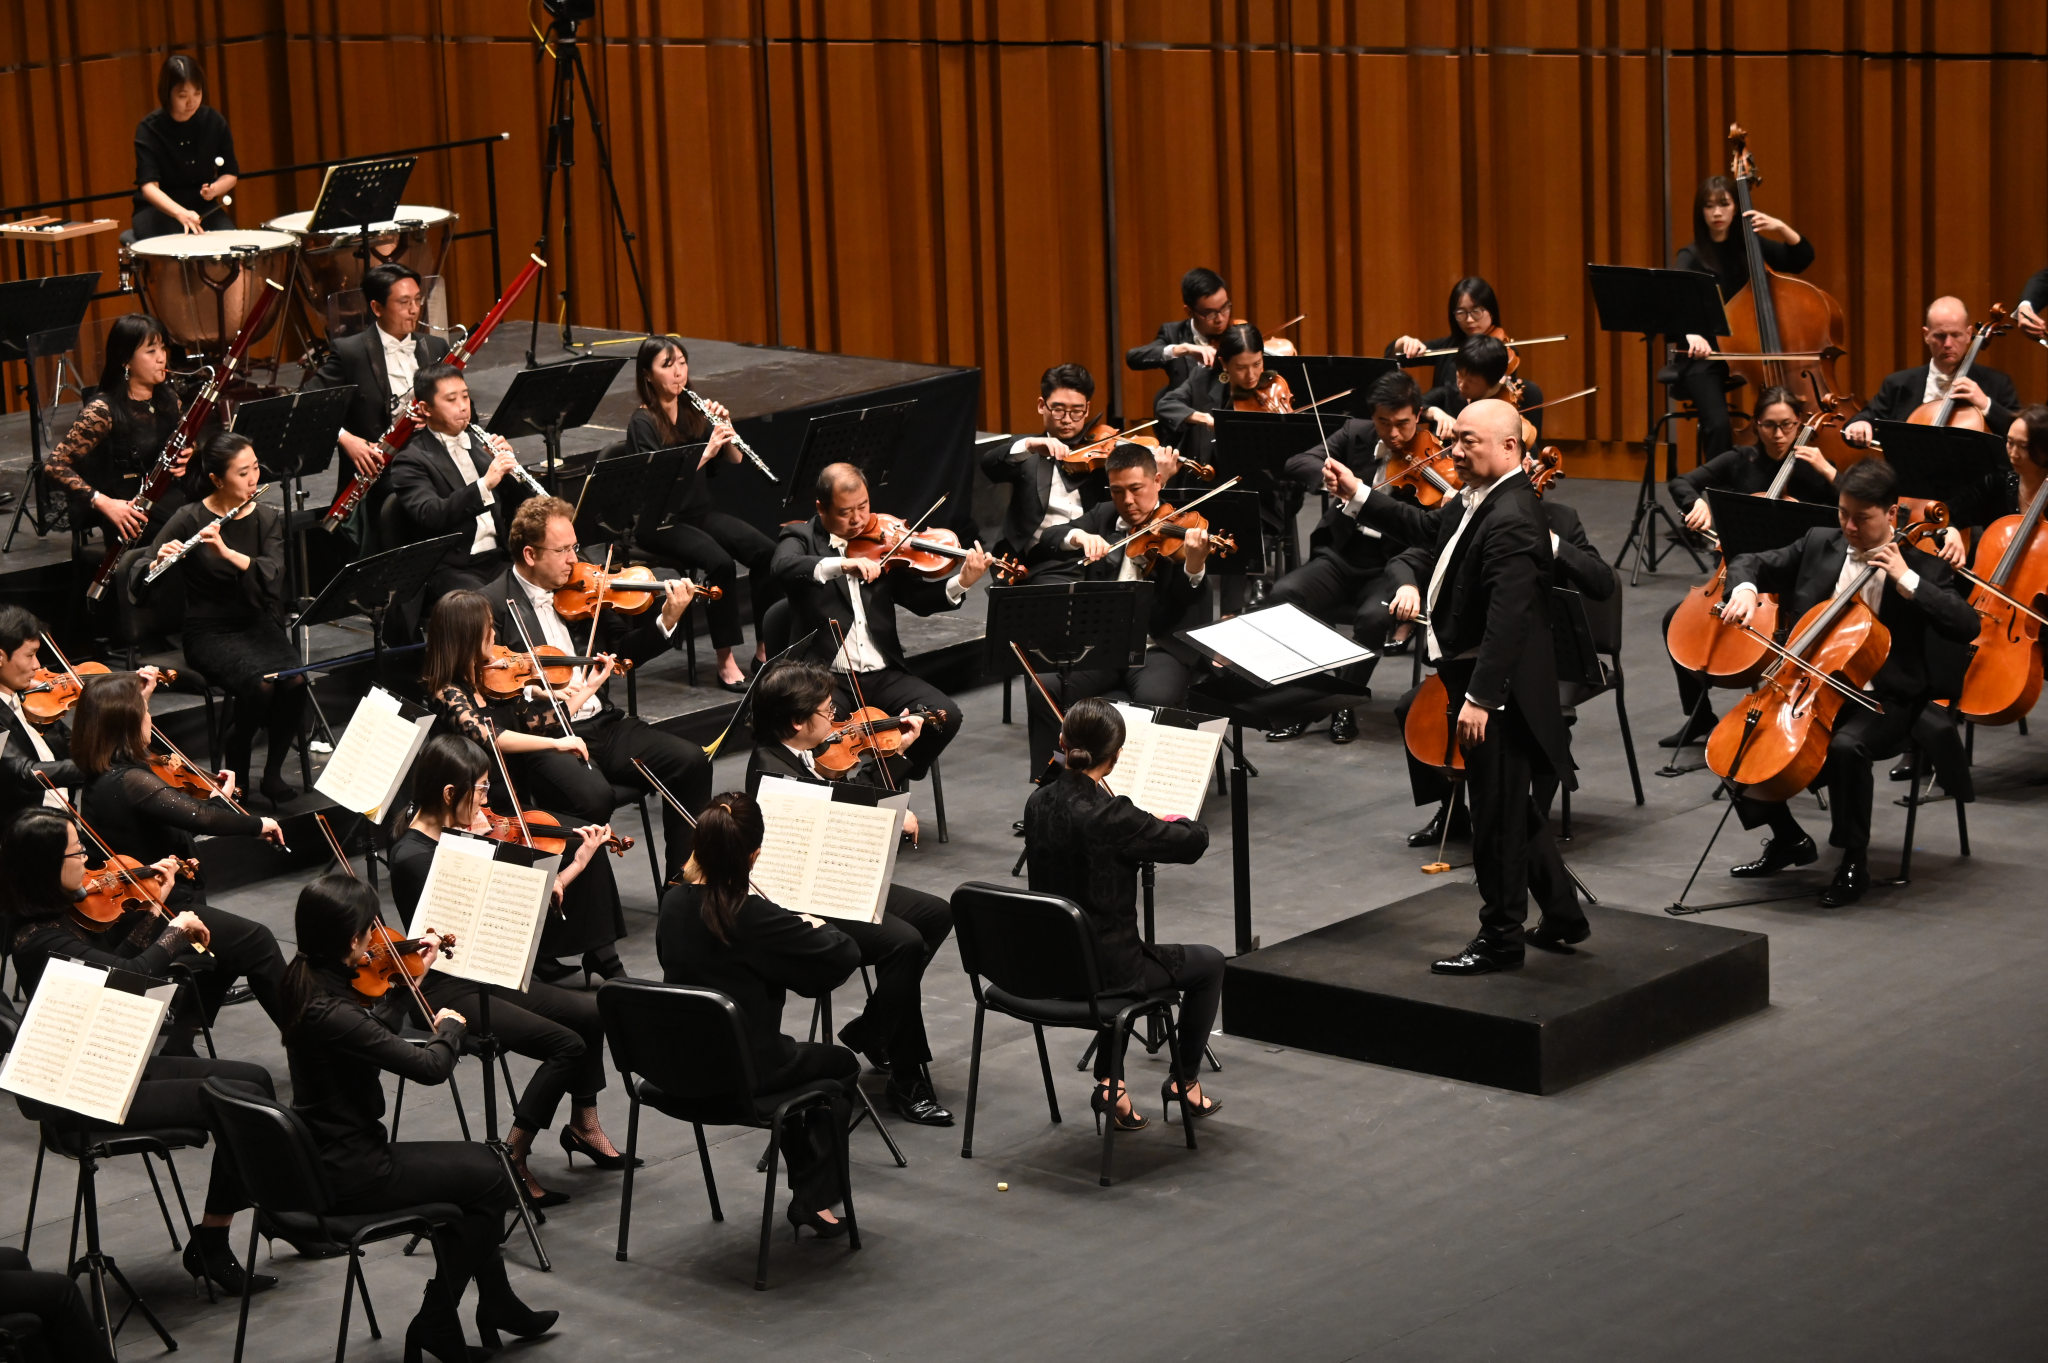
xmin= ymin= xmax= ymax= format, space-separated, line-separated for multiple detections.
xmin=1853 ymin=362 xmax=2019 ymax=436
xmin=0 ymin=703 xmax=81 ymax=827
xmin=770 ymin=518 xmax=963 ymax=672
xmin=482 ymin=566 xmax=679 ymax=722
xmin=1038 ymin=500 xmax=1212 ymax=643
xmin=1125 ymin=318 xmax=1208 ymax=394
xmin=388 ymin=427 xmax=533 ymax=578
xmin=1540 ymin=500 xmax=1618 ymax=603
xmin=1421 ymin=377 xmax=1547 ymax=445
xmin=1152 ymin=368 xmax=1229 ymax=446
xmin=1282 ymin=418 xmax=1413 ymax=574
xmin=1359 ymin=470 xmax=1574 ymax=782
xmin=310 ymin=326 xmax=451 ymax=444
xmin=1724 ymin=528 xmax=1979 ymax=702
xmin=978 ymin=435 xmax=1108 ymax=557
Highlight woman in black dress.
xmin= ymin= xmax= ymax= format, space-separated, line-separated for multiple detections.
xmin=656 ymin=791 xmax=861 ymax=1236
xmin=146 ymin=432 xmax=306 ymax=804
xmin=1669 ymin=173 xmax=1815 ymax=460
xmin=628 ymin=336 xmax=777 ymax=690
xmin=1021 ymin=698 xmax=1224 ymax=1129
xmin=1389 ymin=276 xmax=1508 ymax=395
xmin=46 ymin=312 xmax=189 ymax=549
xmin=2 ymin=806 xmax=277 ymax=1299
xmin=282 ymin=874 xmax=556 ymax=1361
xmin=418 ymin=590 xmax=628 ymax=981
xmin=132 ymin=54 xmax=238 ymax=240
xmin=70 ymin=671 xmax=289 ymax=1033
xmin=388 ymin=734 xmax=633 ymax=1205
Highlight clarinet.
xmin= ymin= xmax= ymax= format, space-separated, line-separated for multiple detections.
xmin=322 ymin=254 xmax=546 ymax=530
xmin=142 ymin=483 xmax=271 ymax=584
xmin=476 ymin=428 xmax=550 ymax=501
xmin=85 ymin=279 xmax=283 ymax=600
xmin=684 ymin=387 xmax=779 ymax=483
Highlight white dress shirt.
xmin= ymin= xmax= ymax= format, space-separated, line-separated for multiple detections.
xmin=2 ymin=688 xmax=64 ymax=808
xmin=380 ymin=326 xmax=420 ymax=415
xmin=434 ymin=428 xmax=499 ymax=556
xmin=511 ymin=567 xmax=678 ymax=724
xmin=1061 ymin=518 xmax=1207 ymax=588
xmin=1012 ymin=436 xmax=1086 ymax=544
xmin=813 ymin=536 xmax=968 ymax=674
xmin=1422 ymin=472 xmax=1520 ymax=665
xmin=1731 ymin=545 xmax=1919 ymax=677
xmin=1922 ymin=365 xmax=1955 ymax=406
xmin=782 ymin=741 xmax=822 ymax=777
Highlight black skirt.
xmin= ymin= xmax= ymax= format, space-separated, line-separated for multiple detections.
xmin=184 ymin=617 xmax=296 ymax=694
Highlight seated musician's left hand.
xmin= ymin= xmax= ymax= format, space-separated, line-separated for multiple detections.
xmin=897 ymin=711 xmax=924 ymax=744
xmin=1154 ymin=446 xmax=1182 ymax=479
xmin=1792 ymin=444 xmax=1836 ymax=480
xmin=136 ymin=666 xmax=163 ymax=698
xmin=1935 ymin=528 xmax=1967 ymax=568
xmin=571 ymin=824 xmax=609 ymax=869
xmin=215 ymin=770 xmax=239 ymax=800
xmin=1456 ymin=699 xmax=1491 ymax=749
xmin=1868 ymin=541 xmax=1911 ymax=583
xmin=1426 ymin=406 xmax=1456 ymax=438
xmin=959 ymin=543 xmax=992 ymax=589
xmin=1947 ymin=376 xmax=1989 ymax=413
xmin=658 ymin=579 xmax=696 ymax=630
xmin=1182 ymin=527 xmax=1211 ymax=571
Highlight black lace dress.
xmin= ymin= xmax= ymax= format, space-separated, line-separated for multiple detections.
xmin=146 ymin=500 xmax=293 ymax=691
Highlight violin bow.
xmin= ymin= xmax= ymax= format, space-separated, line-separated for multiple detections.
xmin=1419 ymin=332 xmax=1568 ymax=359
xmin=1291 ymin=387 xmax=1355 ymax=415
xmin=1006 ymin=640 xmax=1115 ymax=797
xmin=826 ymin=618 xmax=898 ymax=793
xmin=631 ymin=757 xmax=770 ymax=898
xmin=504 ymin=596 xmax=593 ymax=770
xmin=585 ymin=544 xmax=613 ymax=661
xmin=151 ymin=728 xmax=252 ymax=817
xmin=315 ymin=812 xmax=360 ymax=880
xmin=1516 ymin=385 xmax=1598 ymax=416
xmin=38 ymin=772 xmax=206 ymax=951
xmin=1059 ymin=420 xmax=1159 ymax=461
xmin=1097 ymin=475 xmax=1243 ymax=560
xmin=481 ymin=719 xmax=570 ymax=920
xmin=869 ymin=495 xmax=948 ymax=574
xmin=37 ymin=633 xmax=85 ymax=692
xmin=1705 ymin=605 xmax=1882 ymax=711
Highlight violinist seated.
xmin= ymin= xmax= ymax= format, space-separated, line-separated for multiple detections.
xmin=0 ymin=606 xmax=97 ymax=826
xmin=44 ymin=314 xmax=193 ymax=552
xmin=1658 ymin=385 xmax=1842 ymax=749
xmin=421 ymin=589 xmax=630 ymax=984
xmin=2018 ymin=266 xmax=2048 ymax=340
xmin=1154 ymin=322 xmax=1287 ymax=468
xmin=307 ymin=263 xmax=450 ymax=499
xmin=67 ymin=672 xmax=291 ymax=1037
xmin=1389 ymin=276 xmax=1509 ymax=396
xmin=1842 ymin=296 xmax=2021 ymax=449
xmin=387 ymin=363 xmax=537 ymax=614
xmin=771 ymin=462 xmax=986 ymax=783
xmin=1262 ymin=371 xmax=1439 ymax=743
xmin=2 ymin=806 xmax=279 ymax=1301
xmin=1126 ymin=266 xmax=1236 ymax=441
xmin=1393 ymin=449 xmax=1617 ymax=850
xmin=482 ymin=496 xmax=714 ymax=885
xmin=1020 ymin=443 xmax=1214 ymax=776
xmin=388 ymin=735 xmax=634 ymax=1206
xmin=1421 ymin=334 xmax=1544 ymax=443
xmin=979 ymin=363 xmax=1112 ymax=568
xmin=1717 ymin=460 xmax=1980 ymax=908
xmin=742 ymin=661 xmax=957 ymax=1127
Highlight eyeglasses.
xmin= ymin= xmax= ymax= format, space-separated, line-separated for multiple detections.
xmin=62 ymin=848 xmax=88 ymax=861
xmin=1453 ymin=307 xmax=1491 ymax=322
xmin=1190 ymin=302 xmax=1232 ymax=320
xmin=1044 ymin=403 xmax=1089 ymax=419
xmin=1756 ymin=419 xmax=1799 ymax=433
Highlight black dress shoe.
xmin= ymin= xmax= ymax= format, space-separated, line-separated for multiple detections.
xmin=1265 ymin=720 xmax=1311 ymax=742
xmin=837 ymin=1019 xmax=890 ymax=1073
xmin=1328 ymin=708 xmax=1358 ymax=744
xmin=1407 ymin=805 xmax=1471 ymax=848
xmin=1431 ymin=938 xmax=1524 ymax=975
xmin=1818 ymin=854 xmax=1868 ymax=907
xmin=1526 ymin=918 xmax=1592 ymax=953
xmin=1012 ymin=819 xmax=1026 ymax=838
xmin=1658 ymin=715 xmax=1718 ymax=748
xmin=1888 ymin=760 xmax=1915 ymax=782
xmin=887 ymin=1080 xmax=954 ymax=1127
xmin=1730 ymin=833 xmax=1818 ymax=878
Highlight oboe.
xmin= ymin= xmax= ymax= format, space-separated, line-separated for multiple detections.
xmin=684 ymin=387 xmax=778 ymax=483
xmin=143 ymin=484 xmax=271 ymax=583
xmin=477 ymin=428 xmax=551 ymax=500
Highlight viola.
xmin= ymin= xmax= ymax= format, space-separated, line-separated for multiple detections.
xmin=843 ymin=512 xmax=1026 ymax=581
xmin=553 ymin=562 xmax=719 ymax=621
xmin=1121 ymin=502 xmax=1238 ymax=565
xmin=75 ymin=854 xmax=198 ymax=927
xmin=1231 ymin=372 xmax=1295 ymax=413
xmin=813 ymin=704 xmax=948 ymax=778
xmin=479 ymin=643 xmax=634 ymax=700
xmin=348 ymin=923 xmax=454 ymax=998
xmin=1956 ymin=472 xmax=2048 ymax=725
xmin=478 ymin=807 xmax=634 ymax=860
xmin=1375 ymin=425 xmax=1461 ymax=506
xmin=20 ymin=662 xmax=177 ymax=726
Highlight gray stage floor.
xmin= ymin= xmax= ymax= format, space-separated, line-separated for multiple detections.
xmin=7 ymin=480 xmax=2045 ymax=1361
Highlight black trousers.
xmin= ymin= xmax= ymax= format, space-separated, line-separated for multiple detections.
xmin=329 ymin=1142 xmax=519 ymax=1312
xmin=121 ymin=1056 xmax=274 ymax=1217
xmin=1395 ymin=682 xmax=1570 ymax=822
xmin=831 ymin=882 xmax=953 ymax=1076
xmin=1735 ymin=697 xmax=1923 ymax=854
xmin=1439 ymin=662 xmax=1580 ymax=947
xmin=187 ymin=903 xmax=288 ymax=1031
xmin=831 ymin=668 xmax=960 ymax=781
xmin=130 ymin=204 xmax=235 ymax=241
xmin=419 ymin=975 xmax=604 ymax=1133
xmin=637 ymin=511 xmax=781 ymax=650
xmin=1104 ymin=945 xmax=1225 ymax=1084
xmin=1668 ymin=357 xmax=1736 ymax=467
xmin=519 ymin=709 xmax=712 ymax=879
xmin=1023 ymin=646 xmax=1198 ymax=772
xmin=0 ymin=1247 xmax=111 ymax=1363
xmin=755 ymin=1044 xmax=858 ymax=1213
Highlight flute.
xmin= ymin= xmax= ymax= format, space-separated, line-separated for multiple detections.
xmin=143 ymin=484 xmax=271 ymax=583
xmin=684 ymin=387 xmax=779 ymax=483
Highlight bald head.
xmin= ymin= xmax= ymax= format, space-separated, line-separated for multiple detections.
xmin=1926 ymin=297 xmax=1968 ymax=329
xmin=1450 ymin=397 xmax=1525 ymax=486
xmin=1924 ymin=296 xmax=1973 ymax=371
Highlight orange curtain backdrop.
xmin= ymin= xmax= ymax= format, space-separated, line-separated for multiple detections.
xmin=3 ymin=1 xmax=2044 ymax=446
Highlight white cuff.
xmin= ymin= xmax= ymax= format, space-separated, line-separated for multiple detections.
xmin=1897 ymin=569 xmax=1920 ymax=599
xmin=814 ymin=558 xmax=847 ymax=583
xmin=1185 ymin=564 xmax=1206 ymax=587
xmin=1343 ymin=483 xmax=1371 ymax=516
xmin=944 ymin=574 xmax=968 ymax=604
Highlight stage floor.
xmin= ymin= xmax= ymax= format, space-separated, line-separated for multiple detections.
xmin=1 ymin=484 xmax=2043 ymax=1361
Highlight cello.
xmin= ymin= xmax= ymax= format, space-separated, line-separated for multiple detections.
xmin=1718 ymin=125 xmax=1858 ymax=470
xmin=1955 ymin=468 xmax=2048 ymax=725
xmin=1908 ymin=305 xmax=2014 ymax=433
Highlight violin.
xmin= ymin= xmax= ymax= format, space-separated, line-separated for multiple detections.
xmin=813 ymin=704 xmax=948 ymax=778
xmin=1231 ymin=372 xmax=1295 ymax=413
xmin=1955 ymin=471 xmax=2048 ymax=725
xmin=149 ymin=748 xmax=220 ymax=798
xmin=348 ymin=923 xmax=454 ymax=998
xmin=1068 ymin=421 xmax=1214 ymax=481
xmin=479 ymin=643 xmax=634 ymax=700
xmin=553 ymin=562 xmax=718 ymax=621
xmin=1374 ymin=425 xmax=1462 ymax=506
xmin=843 ymin=512 xmax=1026 ymax=581
xmin=75 ymin=854 xmax=198 ymax=927
xmin=478 ymin=807 xmax=634 ymax=860
xmin=1121 ymin=502 xmax=1238 ymax=565
xmin=20 ymin=662 xmax=177 ymax=726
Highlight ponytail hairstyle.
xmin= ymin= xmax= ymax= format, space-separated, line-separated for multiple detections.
xmin=2 ymin=807 xmax=80 ymax=925
xmin=409 ymin=734 xmax=489 ymax=827
xmin=691 ymin=791 xmax=764 ymax=945
xmin=281 ymin=874 xmax=383 ymax=1037
xmin=1214 ymin=322 xmax=1264 ymax=367
xmin=1058 ymin=697 xmax=1126 ymax=775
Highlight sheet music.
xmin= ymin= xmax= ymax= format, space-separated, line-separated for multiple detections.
xmin=754 ymin=777 xmax=903 ymax=923
xmin=0 ymin=959 xmax=171 ymax=1126
xmin=407 ymin=833 xmax=558 ymax=992
xmin=1186 ymin=604 xmax=1373 ymax=684
xmin=1117 ymin=722 xmax=1224 ymax=821
xmin=315 ymin=687 xmax=433 ymax=818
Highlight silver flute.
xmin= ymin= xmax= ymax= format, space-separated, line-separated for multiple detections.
xmin=478 ymin=428 xmax=551 ymax=500
xmin=144 ymin=484 xmax=270 ymax=583
xmin=684 ymin=387 xmax=779 ymax=483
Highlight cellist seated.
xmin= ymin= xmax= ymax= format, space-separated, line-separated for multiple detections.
xmin=1716 ymin=461 xmax=1978 ymax=907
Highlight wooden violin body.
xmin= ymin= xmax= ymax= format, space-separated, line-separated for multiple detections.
xmin=1404 ymin=673 xmax=1465 ymax=774
xmin=349 ymin=923 xmax=451 ymax=997
xmin=75 ymin=855 xmax=196 ymax=927
xmin=480 ymin=644 xmax=633 ymax=700
xmin=1377 ymin=428 xmax=1461 ymax=506
xmin=479 ymin=807 xmax=634 ymax=859
xmin=813 ymin=704 xmax=948 ymax=778
xmin=1231 ymin=372 xmax=1294 ymax=413
xmin=845 ymin=513 xmax=1026 ymax=581
xmin=553 ymin=563 xmax=718 ymax=621
xmin=1124 ymin=503 xmax=1238 ymax=565
xmin=149 ymin=750 xmax=219 ymax=799
xmin=21 ymin=663 xmax=176 ymax=725
xmin=1956 ymin=480 xmax=2048 ymax=725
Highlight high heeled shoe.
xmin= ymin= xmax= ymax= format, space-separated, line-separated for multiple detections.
xmin=404 ymin=1281 xmax=489 ymax=1363
xmin=183 ymin=1226 xmax=277 ymax=1298
xmin=259 ymin=774 xmax=297 ymax=806
xmin=581 ymin=946 xmax=626 ymax=984
xmin=1160 ymin=1077 xmax=1223 ymax=1121
xmin=475 ymin=1299 xmax=559 ymax=1349
xmin=785 ymin=1203 xmax=850 ymax=1241
xmin=519 ymin=1181 xmax=571 ymax=1210
xmin=560 ymin=1123 xmax=642 ymax=1169
xmin=1090 ymin=1082 xmax=1148 ymax=1133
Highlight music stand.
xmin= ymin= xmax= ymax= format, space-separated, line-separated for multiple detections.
xmin=1259 ymin=354 xmax=1396 ymax=420
xmin=1875 ymin=420 xmax=2011 ymax=531
xmin=1588 ymin=263 xmax=1727 ymax=585
xmin=570 ymin=446 xmax=686 ymax=552
xmin=485 ymin=356 xmax=627 ymax=491
xmin=291 ymin=532 xmax=461 ymax=664
xmin=779 ymin=399 xmax=919 ymax=519
xmin=0 ymin=271 xmax=98 ymax=548
xmin=985 ymin=580 xmax=1149 ymax=682
xmin=1208 ymin=411 xmax=1330 ymax=493
xmin=305 ymin=156 xmax=417 ymax=278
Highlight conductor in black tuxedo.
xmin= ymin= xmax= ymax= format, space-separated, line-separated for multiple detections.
xmin=1124 ymin=266 xmax=1235 ymax=441
xmin=480 ymin=496 xmax=714 ymax=881
xmin=742 ymin=660 xmax=955 ymax=1126
xmin=308 ymin=262 xmax=451 ymax=496
xmin=1364 ymin=398 xmax=1586 ymax=975
xmin=387 ymin=364 xmax=536 ymax=611
xmin=770 ymin=462 xmax=991 ymax=781
xmin=1717 ymin=460 xmax=1980 ymax=907
xmin=978 ymin=363 xmax=1111 ymax=566
xmin=1842 ymin=296 xmax=2020 ymax=449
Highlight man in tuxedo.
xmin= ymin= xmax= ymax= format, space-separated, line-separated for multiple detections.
xmin=387 ymin=363 xmax=534 ymax=610
xmin=1125 ymin=266 xmax=1235 ymax=443
xmin=770 ymin=462 xmax=990 ymax=780
xmin=481 ymin=496 xmax=712 ymax=880
xmin=1842 ymin=296 xmax=2020 ymax=448
xmin=308 ymin=262 xmax=450 ymax=494
xmin=1357 ymin=398 xmax=1586 ymax=975
xmin=978 ymin=363 xmax=1111 ymax=566
xmin=1717 ymin=459 xmax=1979 ymax=906
xmin=0 ymin=607 xmax=93 ymax=824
